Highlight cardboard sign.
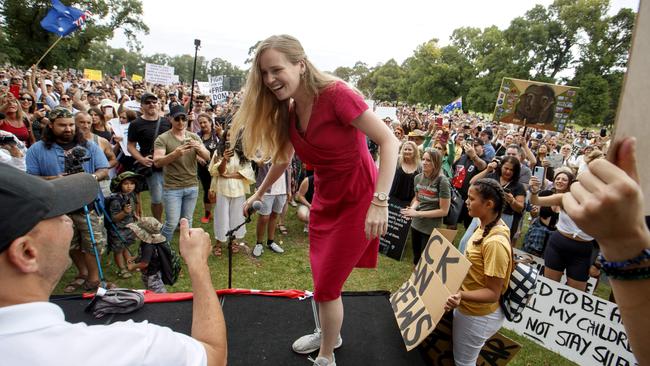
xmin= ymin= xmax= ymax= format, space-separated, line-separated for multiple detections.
xmin=420 ymin=311 xmax=521 ymax=365
xmin=612 ymin=1 xmax=649 ymax=215
xmin=503 ymin=275 xmax=637 ymax=365
xmin=145 ymin=63 xmax=175 ymax=85
xmin=83 ymin=68 xmax=102 ymax=81
xmin=513 ymin=248 xmax=598 ymax=294
xmin=209 ymin=75 xmax=229 ymax=105
xmin=493 ymin=78 xmax=579 ymax=132
xmin=390 ymin=229 xmax=471 ymax=351
xmin=131 ymin=74 xmax=143 ymax=82
xmin=379 ymin=197 xmax=411 ymax=261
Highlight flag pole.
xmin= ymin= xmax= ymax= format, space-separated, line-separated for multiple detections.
xmin=35 ymin=36 xmax=64 ymax=67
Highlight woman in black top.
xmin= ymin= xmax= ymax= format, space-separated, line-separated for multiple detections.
xmin=196 ymin=113 xmax=221 ymax=223
xmin=89 ymin=106 xmax=113 ymax=142
xmin=388 ymin=141 xmax=420 ymax=203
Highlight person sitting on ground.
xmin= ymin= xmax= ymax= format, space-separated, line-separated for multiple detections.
xmin=127 ymin=217 xmax=169 ymax=293
xmin=107 ymin=171 xmax=142 ymax=279
xmin=0 ymin=164 xmax=227 ymax=366
xmin=295 ymin=174 xmax=315 ymax=233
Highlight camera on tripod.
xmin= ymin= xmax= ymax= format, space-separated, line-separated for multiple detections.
xmin=64 ymin=146 xmax=90 ymax=175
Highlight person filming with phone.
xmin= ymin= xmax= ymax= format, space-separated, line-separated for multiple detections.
xmin=153 ymin=104 xmax=210 ymax=242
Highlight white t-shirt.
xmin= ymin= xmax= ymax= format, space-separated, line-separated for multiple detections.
xmin=268 ymin=171 xmax=287 ymax=195
xmin=0 ymin=302 xmax=207 ymax=366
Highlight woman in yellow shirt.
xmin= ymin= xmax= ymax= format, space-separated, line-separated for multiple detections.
xmin=445 ymin=178 xmax=513 ymax=366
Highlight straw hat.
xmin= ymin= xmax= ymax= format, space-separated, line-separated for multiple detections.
xmin=127 ymin=217 xmax=166 ymax=244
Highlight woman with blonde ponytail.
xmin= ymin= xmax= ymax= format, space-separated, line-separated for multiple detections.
xmin=444 ymin=178 xmax=513 ymax=366
xmin=233 ymin=35 xmax=399 ymax=366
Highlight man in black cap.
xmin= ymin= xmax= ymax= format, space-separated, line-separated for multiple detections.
xmin=0 ymin=163 xmax=228 ymax=366
xmin=127 ymin=92 xmax=171 ymax=221
xmin=153 ymin=104 xmax=210 ymax=241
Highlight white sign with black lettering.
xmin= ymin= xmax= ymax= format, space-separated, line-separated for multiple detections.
xmin=209 ymin=75 xmax=229 ymax=105
xmin=145 ymin=63 xmax=175 ymax=85
xmin=503 ymin=275 xmax=636 ymax=366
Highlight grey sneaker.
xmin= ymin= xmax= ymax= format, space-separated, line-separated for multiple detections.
xmin=253 ymin=243 xmax=264 ymax=257
xmin=310 ymin=355 xmax=336 ymax=366
xmin=292 ymin=329 xmax=342 ymax=354
xmin=268 ymin=241 xmax=285 ymax=254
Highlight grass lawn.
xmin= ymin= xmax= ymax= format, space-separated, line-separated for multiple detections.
xmin=55 ymin=189 xmax=616 ymax=366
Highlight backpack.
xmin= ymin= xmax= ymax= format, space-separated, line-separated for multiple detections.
xmin=435 ymin=175 xmax=463 ymax=226
xmin=501 ymin=253 xmax=539 ymax=321
xmin=156 ymin=241 xmax=182 ymax=285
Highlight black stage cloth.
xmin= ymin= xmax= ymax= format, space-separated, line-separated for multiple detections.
xmin=52 ymin=291 xmax=428 ymax=365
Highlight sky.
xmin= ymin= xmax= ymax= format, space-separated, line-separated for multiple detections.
xmin=109 ymin=0 xmax=640 ymax=72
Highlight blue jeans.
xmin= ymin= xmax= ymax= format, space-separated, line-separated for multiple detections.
xmin=162 ymin=186 xmax=199 ymax=241
xmin=146 ymin=171 xmax=164 ymax=204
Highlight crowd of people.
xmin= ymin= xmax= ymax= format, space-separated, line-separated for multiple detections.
xmin=1 ymin=33 xmax=649 ymax=366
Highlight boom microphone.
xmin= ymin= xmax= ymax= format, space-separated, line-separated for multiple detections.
xmin=247 ymin=200 xmax=263 ymax=217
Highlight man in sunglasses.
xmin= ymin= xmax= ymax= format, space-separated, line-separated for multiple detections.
xmin=127 ymin=93 xmax=171 ymax=221
xmin=153 ymin=104 xmax=210 ymax=241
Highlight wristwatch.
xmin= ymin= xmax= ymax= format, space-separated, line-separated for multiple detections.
xmin=373 ymin=192 xmax=388 ymax=202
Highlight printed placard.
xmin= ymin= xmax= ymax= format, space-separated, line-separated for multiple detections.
xmin=379 ymin=197 xmax=411 ymax=260
xmin=83 ymin=68 xmax=102 ymax=81
xmin=493 ymin=78 xmax=579 ymax=132
xmin=131 ymin=74 xmax=143 ymax=82
xmin=391 ymin=230 xmax=471 ymax=351
xmin=209 ymin=75 xmax=229 ymax=105
xmin=145 ymin=63 xmax=175 ymax=85
xmin=503 ymin=275 xmax=636 ymax=365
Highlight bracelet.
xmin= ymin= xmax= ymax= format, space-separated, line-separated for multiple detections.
xmin=603 ymin=265 xmax=650 ymax=280
xmin=599 ymin=248 xmax=650 ymax=270
xmin=370 ymin=201 xmax=389 ymax=207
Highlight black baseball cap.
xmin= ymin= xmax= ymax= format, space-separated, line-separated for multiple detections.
xmin=140 ymin=92 xmax=158 ymax=104
xmin=0 ymin=164 xmax=99 ymax=253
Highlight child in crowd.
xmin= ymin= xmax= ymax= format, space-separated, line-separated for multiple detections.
xmin=106 ymin=171 xmax=142 ymax=279
xmin=127 ymin=217 xmax=167 ymax=293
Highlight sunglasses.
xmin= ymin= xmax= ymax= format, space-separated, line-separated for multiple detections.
xmin=143 ymin=100 xmax=157 ymax=105
xmin=174 ymin=116 xmax=187 ymax=122
xmin=60 ymin=97 xmax=71 ymax=101
xmin=20 ymin=97 xmax=33 ymax=102
xmin=194 ymin=101 xmax=204 ymax=104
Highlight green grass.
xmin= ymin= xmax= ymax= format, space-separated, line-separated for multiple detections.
xmin=55 ymin=189 xmax=614 ymax=366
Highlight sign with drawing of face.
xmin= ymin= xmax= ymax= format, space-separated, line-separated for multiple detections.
xmin=493 ymin=78 xmax=579 ymax=132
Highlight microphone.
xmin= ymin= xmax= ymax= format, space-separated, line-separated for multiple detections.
xmin=247 ymin=200 xmax=263 ymax=217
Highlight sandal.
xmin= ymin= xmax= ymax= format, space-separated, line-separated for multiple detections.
xmin=231 ymin=243 xmax=240 ymax=254
xmin=117 ymin=268 xmax=132 ymax=279
xmin=213 ymin=245 xmax=222 ymax=257
xmin=83 ymin=280 xmax=117 ymax=292
xmin=63 ymin=275 xmax=87 ymax=293
xmin=278 ymin=224 xmax=289 ymax=235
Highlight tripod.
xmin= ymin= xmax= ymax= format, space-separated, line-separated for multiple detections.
xmin=225 ymin=215 xmax=252 ymax=289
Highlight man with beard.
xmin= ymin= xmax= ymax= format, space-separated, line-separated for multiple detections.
xmin=128 ymin=93 xmax=171 ymax=222
xmin=25 ymin=107 xmax=110 ymax=292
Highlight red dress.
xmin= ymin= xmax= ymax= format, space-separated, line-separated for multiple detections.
xmin=289 ymin=81 xmax=378 ymax=302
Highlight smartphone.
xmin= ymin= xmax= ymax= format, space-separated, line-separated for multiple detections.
xmin=533 ymin=166 xmax=545 ymax=182
xmin=183 ymin=137 xmax=192 ymax=145
xmin=36 ymin=102 xmax=44 ymax=110
xmin=9 ymin=84 xmax=20 ymax=99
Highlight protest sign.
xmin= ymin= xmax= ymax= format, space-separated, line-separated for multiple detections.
xmin=612 ymin=1 xmax=649 ymax=215
xmin=375 ymin=106 xmax=398 ymax=121
xmin=209 ymin=75 xmax=229 ymax=105
xmin=379 ymin=197 xmax=411 ymax=261
xmin=421 ymin=311 xmax=521 ymax=365
xmin=493 ymin=78 xmax=579 ymax=132
xmin=365 ymin=99 xmax=375 ymax=111
xmin=197 ymin=82 xmax=211 ymax=96
xmin=131 ymin=74 xmax=143 ymax=82
xmin=83 ymin=68 xmax=102 ymax=81
xmin=503 ymin=275 xmax=636 ymax=365
xmin=145 ymin=63 xmax=174 ymax=85
xmin=390 ymin=229 xmax=471 ymax=351
xmin=513 ymin=248 xmax=597 ymax=294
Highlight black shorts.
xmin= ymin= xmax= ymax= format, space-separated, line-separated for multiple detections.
xmin=543 ymin=231 xmax=594 ymax=282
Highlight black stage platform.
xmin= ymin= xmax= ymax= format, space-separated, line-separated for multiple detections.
xmin=53 ymin=291 xmax=428 ymax=365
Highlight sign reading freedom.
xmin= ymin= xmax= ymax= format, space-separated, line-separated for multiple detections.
xmin=390 ymin=229 xmax=470 ymax=351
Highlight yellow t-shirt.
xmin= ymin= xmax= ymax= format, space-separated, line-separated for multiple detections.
xmin=459 ymin=221 xmax=513 ymax=316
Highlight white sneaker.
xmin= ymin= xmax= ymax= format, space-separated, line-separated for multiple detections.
xmin=303 ymin=224 xmax=309 ymax=233
xmin=292 ymin=329 xmax=342 ymax=354
xmin=252 ymin=244 xmax=264 ymax=257
xmin=310 ymin=355 xmax=336 ymax=366
xmin=268 ymin=241 xmax=285 ymax=254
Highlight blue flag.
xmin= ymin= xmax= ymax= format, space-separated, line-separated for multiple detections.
xmin=442 ymin=97 xmax=462 ymax=114
xmin=40 ymin=0 xmax=90 ymax=37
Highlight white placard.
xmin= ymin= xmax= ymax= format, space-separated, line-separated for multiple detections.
xmin=375 ymin=106 xmax=398 ymax=121
xmin=209 ymin=75 xmax=229 ymax=105
xmin=145 ymin=63 xmax=175 ymax=85
xmin=503 ymin=275 xmax=636 ymax=366
xmin=197 ymin=82 xmax=211 ymax=95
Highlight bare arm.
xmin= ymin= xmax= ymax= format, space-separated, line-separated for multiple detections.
xmin=470 ymin=161 xmax=496 ymax=184
xmin=243 ymin=142 xmax=293 ymax=215
xmin=295 ymin=177 xmax=311 ymax=208
xmin=445 ymin=276 xmax=504 ymax=311
xmin=178 ymin=218 xmax=227 ymax=366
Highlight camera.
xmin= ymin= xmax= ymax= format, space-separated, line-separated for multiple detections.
xmin=194 ymin=39 xmax=201 ymax=47
xmin=64 ymin=146 xmax=90 ymax=175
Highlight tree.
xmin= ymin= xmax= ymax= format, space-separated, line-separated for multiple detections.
xmin=0 ymin=0 xmax=148 ymax=68
xmin=573 ymin=74 xmax=610 ymax=126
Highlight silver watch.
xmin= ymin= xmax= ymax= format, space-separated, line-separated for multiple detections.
xmin=373 ymin=192 xmax=388 ymax=202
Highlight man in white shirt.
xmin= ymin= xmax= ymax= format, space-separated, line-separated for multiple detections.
xmin=0 ymin=164 xmax=227 ymax=366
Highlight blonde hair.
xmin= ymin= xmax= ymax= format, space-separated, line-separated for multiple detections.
xmin=399 ymin=141 xmax=421 ymax=166
xmin=230 ymin=34 xmax=340 ymax=163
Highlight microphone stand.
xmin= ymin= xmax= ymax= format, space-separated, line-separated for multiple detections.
xmin=225 ymin=215 xmax=252 ymax=289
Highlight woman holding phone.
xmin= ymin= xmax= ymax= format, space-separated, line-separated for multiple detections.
xmin=232 ymin=35 xmax=398 ymax=366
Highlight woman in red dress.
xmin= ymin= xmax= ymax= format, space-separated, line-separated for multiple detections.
xmin=233 ymin=35 xmax=399 ymax=366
